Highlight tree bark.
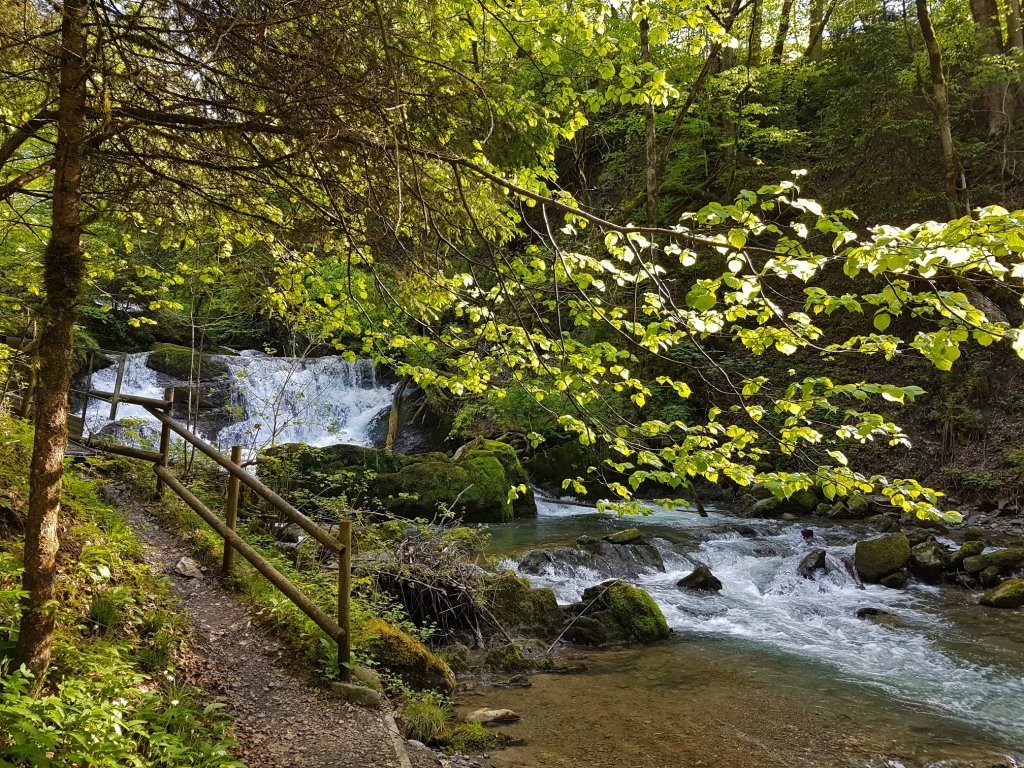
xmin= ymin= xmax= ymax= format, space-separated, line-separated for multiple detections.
xmin=771 ymin=0 xmax=795 ymax=64
xmin=807 ymin=0 xmax=825 ymax=61
xmin=15 ymin=0 xmax=89 ymax=680
xmin=915 ymin=0 xmax=961 ymax=217
xmin=1008 ymin=0 xmax=1024 ymax=50
xmin=748 ymin=0 xmax=763 ymax=64
xmin=969 ymin=0 xmax=1009 ymax=133
xmin=640 ymin=16 xmax=657 ymax=224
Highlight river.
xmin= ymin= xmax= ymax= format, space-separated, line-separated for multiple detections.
xmin=466 ymin=499 xmax=1024 ymax=767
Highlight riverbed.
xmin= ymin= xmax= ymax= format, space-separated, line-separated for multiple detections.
xmin=463 ymin=500 xmax=1024 ymax=767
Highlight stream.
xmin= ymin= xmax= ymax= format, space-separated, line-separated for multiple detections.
xmin=469 ymin=500 xmax=1024 ymax=767
xmin=78 ymin=350 xmax=1024 ymax=765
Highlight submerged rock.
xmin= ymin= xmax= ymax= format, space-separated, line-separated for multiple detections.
xmin=855 ymin=607 xmax=902 ymax=627
xmin=563 ymin=580 xmax=671 ymax=645
xmin=677 ymin=565 xmax=723 ymax=592
xmin=797 ymin=548 xmax=829 ymax=580
xmin=979 ymin=578 xmax=1024 ymax=609
xmin=854 ymin=534 xmax=911 ymax=583
xmin=355 ymin=618 xmax=456 ymax=692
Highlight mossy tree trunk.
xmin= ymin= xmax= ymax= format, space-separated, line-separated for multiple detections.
xmin=15 ymin=0 xmax=90 ymax=681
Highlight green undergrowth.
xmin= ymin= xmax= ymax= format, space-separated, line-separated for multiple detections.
xmin=397 ymin=690 xmax=504 ymax=754
xmin=0 ymin=411 xmax=244 ymax=768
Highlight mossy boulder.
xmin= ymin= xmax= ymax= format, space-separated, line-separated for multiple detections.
xmin=374 ymin=440 xmax=536 ymax=522
xmin=564 ymin=580 xmax=671 ymax=645
xmin=963 ymin=547 xmax=1024 ymax=576
xmin=260 ymin=439 xmax=536 ymax=523
xmin=146 ymin=343 xmax=229 ymax=381
xmin=854 ymin=535 xmax=911 ymax=583
xmin=355 ymin=618 xmax=456 ymax=692
xmin=949 ymin=540 xmax=986 ymax=570
xmin=979 ymin=578 xmax=1024 ymax=608
xmin=482 ymin=571 xmax=564 ymax=639
xmin=909 ymin=541 xmax=947 ymax=582
xmin=604 ymin=528 xmax=644 ymax=545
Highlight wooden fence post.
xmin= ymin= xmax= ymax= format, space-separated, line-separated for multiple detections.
xmin=223 ymin=445 xmax=243 ymax=575
xmin=155 ymin=387 xmax=175 ymax=497
xmin=108 ymin=353 xmax=126 ymax=421
xmin=338 ymin=519 xmax=352 ymax=681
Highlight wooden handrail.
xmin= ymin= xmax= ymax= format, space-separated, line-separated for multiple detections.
xmin=154 ymin=465 xmax=345 ymax=641
xmin=89 ymin=389 xmax=173 ymax=409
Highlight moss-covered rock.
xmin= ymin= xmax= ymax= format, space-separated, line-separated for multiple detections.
xmin=854 ymin=535 xmax=911 ymax=583
xmin=260 ymin=439 xmax=536 ymax=523
xmin=979 ymin=578 xmax=1024 ymax=608
xmin=676 ymin=565 xmax=722 ymax=592
xmin=482 ymin=571 xmax=564 ymax=639
xmin=909 ymin=541 xmax=946 ymax=582
xmin=355 ymin=618 xmax=456 ymax=692
xmin=604 ymin=528 xmax=644 ymax=545
xmin=963 ymin=547 xmax=1024 ymax=575
xmin=949 ymin=540 xmax=986 ymax=570
xmin=566 ymin=580 xmax=671 ymax=644
xmin=146 ymin=343 xmax=230 ymax=381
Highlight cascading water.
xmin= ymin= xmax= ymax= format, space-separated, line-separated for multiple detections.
xmin=82 ymin=350 xmax=396 ymax=451
xmin=84 ymin=353 xmax=165 ymax=437
xmin=505 ymin=499 xmax=1024 ymax=750
xmin=216 ymin=351 xmax=395 ymax=450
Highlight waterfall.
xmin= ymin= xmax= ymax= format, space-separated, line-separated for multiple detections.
xmin=83 ymin=350 xmax=396 ymax=451
xmin=216 ymin=351 xmax=395 ymax=450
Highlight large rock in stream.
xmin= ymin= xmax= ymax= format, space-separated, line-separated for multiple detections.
xmin=260 ymin=438 xmax=536 ymax=523
xmin=979 ymin=578 xmax=1024 ymax=608
xmin=962 ymin=547 xmax=1024 ymax=576
xmin=854 ymin=534 xmax=911 ymax=583
xmin=562 ymin=580 xmax=671 ymax=645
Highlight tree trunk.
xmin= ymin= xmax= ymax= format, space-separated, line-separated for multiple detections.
xmin=15 ymin=0 xmax=89 ymax=681
xmin=640 ymin=16 xmax=658 ymax=224
xmin=970 ymin=0 xmax=1009 ymax=133
xmin=807 ymin=0 xmax=825 ymax=61
xmin=915 ymin=0 xmax=961 ymax=217
xmin=748 ymin=0 xmax=763 ymax=64
xmin=771 ymin=0 xmax=795 ymax=64
xmin=1008 ymin=0 xmax=1024 ymax=50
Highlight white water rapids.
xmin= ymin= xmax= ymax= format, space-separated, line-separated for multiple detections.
xmin=83 ymin=350 xmax=395 ymax=450
xmin=507 ymin=499 xmax=1024 ymax=749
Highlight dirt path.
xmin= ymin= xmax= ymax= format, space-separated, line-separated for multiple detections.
xmin=115 ymin=496 xmax=438 ymax=768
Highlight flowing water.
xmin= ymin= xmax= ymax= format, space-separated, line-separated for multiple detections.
xmin=468 ymin=500 xmax=1024 ymax=767
xmin=83 ymin=350 xmax=395 ymax=450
